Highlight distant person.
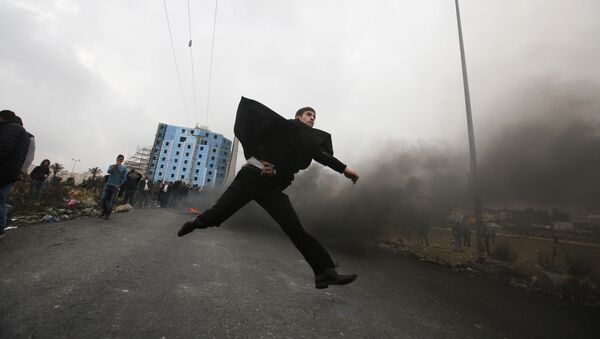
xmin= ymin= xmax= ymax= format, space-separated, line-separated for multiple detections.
xmin=158 ymin=182 xmax=170 ymax=208
xmin=452 ymin=217 xmax=463 ymax=252
xmin=168 ymin=181 xmax=181 ymax=208
xmin=99 ymin=154 xmax=127 ymax=220
xmin=29 ymin=159 xmax=51 ymax=200
xmin=178 ymin=98 xmax=360 ymax=289
xmin=419 ymin=223 xmax=430 ymax=247
xmin=122 ymin=169 xmax=142 ymax=205
xmin=137 ymin=176 xmax=153 ymax=208
xmin=463 ymin=219 xmax=472 ymax=247
xmin=0 ymin=110 xmax=31 ymax=239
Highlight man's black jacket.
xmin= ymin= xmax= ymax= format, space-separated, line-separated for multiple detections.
xmin=0 ymin=119 xmax=30 ymax=186
xmin=234 ymin=97 xmax=346 ymax=189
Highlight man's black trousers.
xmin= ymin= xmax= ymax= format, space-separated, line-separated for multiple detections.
xmin=195 ymin=166 xmax=335 ymax=276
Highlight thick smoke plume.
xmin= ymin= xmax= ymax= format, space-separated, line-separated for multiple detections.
xmin=478 ymin=81 xmax=600 ymax=210
xmin=185 ymin=80 xmax=600 ymax=251
xmin=186 ymin=143 xmax=467 ymax=252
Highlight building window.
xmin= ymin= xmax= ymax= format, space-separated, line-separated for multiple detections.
xmin=205 ymin=132 xmax=209 ymax=136
xmin=172 ymin=166 xmax=176 ymax=170
xmin=214 ymin=135 xmax=217 ymax=139
xmin=183 ymin=168 xmax=186 ymax=172
xmin=199 ymin=155 xmax=202 ymax=158
xmin=181 ymin=175 xmax=184 ymax=179
xmin=185 ymin=152 xmax=189 ymax=156
xmin=180 ymin=136 xmax=186 ymax=142
xmin=164 ymin=150 xmax=167 ymax=154
xmin=166 ymin=141 xmax=169 ymax=146
xmin=187 ymin=145 xmax=191 ymax=149
xmin=200 ymin=147 xmax=204 ymax=151
xmin=160 ymin=165 xmax=164 ymax=169
xmin=162 ymin=157 xmax=166 ymax=161
xmin=181 ymin=129 xmax=185 ymax=133
xmin=177 ymin=143 xmax=181 ymax=148
xmin=194 ymin=176 xmax=198 ymax=180
xmin=213 ymin=149 xmax=216 ymax=153
xmin=171 ymin=174 xmax=175 ymax=178
xmin=211 ymin=156 xmax=215 ymax=160
xmin=209 ymin=171 xmax=213 ymax=175
xmin=159 ymin=172 xmax=163 ymax=176
xmin=207 ymin=178 xmax=211 ymax=182
xmin=176 ymin=151 xmax=180 ymax=155
xmin=174 ymin=159 xmax=178 ymax=163
xmin=224 ymin=151 xmax=227 ymax=156
xmin=153 ymin=156 xmax=157 ymax=160
xmin=196 ymin=162 xmax=200 ymax=166
xmin=184 ymin=160 xmax=188 ymax=164
xmin=209 ymin=164 xmax=213 ymax=168
xmin=195 ymin=169 xmax=199 ymax=173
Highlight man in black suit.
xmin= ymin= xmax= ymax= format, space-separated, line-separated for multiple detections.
xmin=178 ymin=98 xmax=360 ymax=289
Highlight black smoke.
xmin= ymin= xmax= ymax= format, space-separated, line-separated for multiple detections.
xmin=478 ymin=81 xmax=600 ymax=210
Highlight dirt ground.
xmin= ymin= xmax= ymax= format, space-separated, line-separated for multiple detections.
xmin=389 ymin=227 xmax=600 ymax=281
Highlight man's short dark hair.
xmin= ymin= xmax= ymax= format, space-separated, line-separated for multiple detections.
xmin=295 ymin=107 xmax=315 ymax=118
xmin=0 ymin=110 xmax=16 ymax=120
xmin=117 ymin=154 xmax=125 ymax=159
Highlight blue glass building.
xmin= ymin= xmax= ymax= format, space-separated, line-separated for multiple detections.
xmin=147 ymin=123 xmax=232 ymax=187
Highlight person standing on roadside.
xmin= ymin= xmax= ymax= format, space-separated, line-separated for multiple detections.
xmin=99 ymin=154 xmax=127 ymax=220
xmin=137 ymin=176 xmax=153 ymax=208
xmin=29 ymin=159 xmax=51 ymax=200
xmin=122 ymin=169 xmax=142 ymax=205
xmin=0 ymin=110 xmax=31 ymax=239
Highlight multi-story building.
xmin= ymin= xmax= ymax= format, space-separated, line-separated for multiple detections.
xmin=147 ymin=123 xmax=233 ymax=188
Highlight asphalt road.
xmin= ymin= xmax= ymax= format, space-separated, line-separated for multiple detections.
xmin=1 ymin=208 xmax=598 ymax=338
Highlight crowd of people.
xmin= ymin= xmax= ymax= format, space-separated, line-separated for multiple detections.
xmin=98 ymin=155 xmax=197 ymax=219
xmin=0 ymin=109 xmax=198 ymax=236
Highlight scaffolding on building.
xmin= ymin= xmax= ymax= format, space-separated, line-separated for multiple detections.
xmin=124 ymin=147 xmax=151 ymax=174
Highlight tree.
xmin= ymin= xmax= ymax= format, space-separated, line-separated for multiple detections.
xmin=88 ymin=167 xmax=102 ymax=180
xmin=50 ymin=163 xmax=64 ymax=178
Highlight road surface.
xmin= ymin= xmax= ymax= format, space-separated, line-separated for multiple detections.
xmin=1 ymin=208 xmax=598 ymax=338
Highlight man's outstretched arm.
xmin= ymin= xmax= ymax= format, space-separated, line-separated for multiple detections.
xmin=313 ymin=151 xmax=359 ymax=184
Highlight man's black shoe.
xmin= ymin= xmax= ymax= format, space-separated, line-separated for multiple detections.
xmin=315 ymin=269 xmax=357 ymax=289
xmin=178 ymin=219 xmax=207 ymax=237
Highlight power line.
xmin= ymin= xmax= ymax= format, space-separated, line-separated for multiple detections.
xmin=187 ymin=0 xmax=199 ymax=125
xmin=205 ymin=0 xmax=219 ymax=127
xmin=162 ymin=0 xmax=190 ymax=125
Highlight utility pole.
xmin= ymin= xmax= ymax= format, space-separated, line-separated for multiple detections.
xmin=454 ymin=0 xmax=486 ymax=260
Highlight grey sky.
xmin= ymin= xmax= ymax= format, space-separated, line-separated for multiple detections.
xmin=1 ymin=0 xmax=598 ymax=174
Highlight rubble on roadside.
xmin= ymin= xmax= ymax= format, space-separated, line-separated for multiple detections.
xmin=376 ymin=239 xmax=600 ymax=306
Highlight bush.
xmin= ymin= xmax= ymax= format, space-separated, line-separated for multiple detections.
xmin=566 ymin=254 xmax=595 ymax=278
xmin=491 ymin=241 xmax=518 ymax=262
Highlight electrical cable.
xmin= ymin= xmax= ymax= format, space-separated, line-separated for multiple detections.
xmin=205 ymin=0 xmax=219 ymax=127
xmin=187 ymin=0 xmax=199 ymax=125
xmin=162 ymin=0 xmax=190 ymax=125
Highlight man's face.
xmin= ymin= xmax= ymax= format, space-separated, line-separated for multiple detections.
xmin=297 ymin=110 xmax=316 ymax=128
xmin=116 ymin=156 xmax=124 ymax=165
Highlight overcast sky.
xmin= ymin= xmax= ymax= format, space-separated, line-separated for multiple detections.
xmin=1 ymin=0 xmax=599 ymax=174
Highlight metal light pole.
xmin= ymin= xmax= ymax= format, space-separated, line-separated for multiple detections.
xmin=454 ymin=0 xmax=486 ymax=260
xmin=70 ymin=158 xmax=81 ymax=177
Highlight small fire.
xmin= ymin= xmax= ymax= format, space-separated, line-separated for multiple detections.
xmin=189 ymin=207 xmax=200 ymax=214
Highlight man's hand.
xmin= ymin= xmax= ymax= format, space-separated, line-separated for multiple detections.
xmin=343 ymin=167 xmax=359 ymax=184
xmin=260 ymin=161 xmax=277 ymax=176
